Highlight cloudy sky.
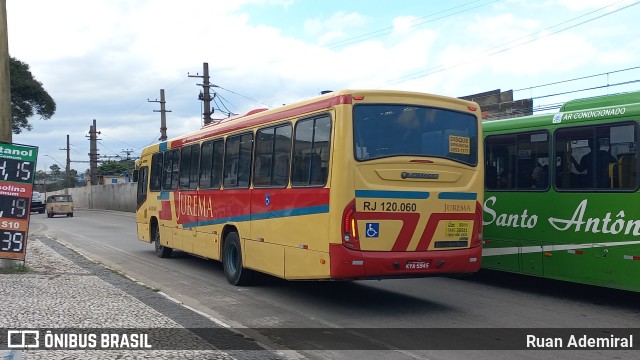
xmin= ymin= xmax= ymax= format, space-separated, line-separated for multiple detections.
xmin=6 ymin=0 xmax=640 ymax=173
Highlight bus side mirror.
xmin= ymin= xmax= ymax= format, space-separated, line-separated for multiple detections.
xmin=132 ymin=169 xmax=139 ymax=182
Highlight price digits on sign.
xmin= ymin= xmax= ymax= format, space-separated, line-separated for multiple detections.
xmin=0 ymin=230 xmax=25 ymax=252
xmin=0 ymin=158 xmax=33 ymax=183
xmin=0 ymin=195 xmax=29 ymax=219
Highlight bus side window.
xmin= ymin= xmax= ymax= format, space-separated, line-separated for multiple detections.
xmin=136 ymin=166 xmax=148 ymax=208
xmin=309 ymin=153 xmax=323 ymax=185
xmin=292 ymin=115 xmax=331 ymax=187
xmin=150 ymin=152 xmax=163 ymax=191
xmin=618 ymin=154 xmax=638 ymax=189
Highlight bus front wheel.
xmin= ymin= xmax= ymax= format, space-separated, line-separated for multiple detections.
xmin=223 ymin=232 xmax=252 ymax=286
xmin=153 ymin=225 xmax=173 ymax=258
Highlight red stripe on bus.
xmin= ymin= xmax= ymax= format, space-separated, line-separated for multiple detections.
xmin=172 ymin=188 xmax=330 ymax=225
xmin=251 ymin=188 xmax=330 ymax=214
xmin=159 ymin=200 xmax=173 ymax=221
xmin=170 ymin=94 xmax=352 ymax=148
xmin=355 ymin=212 xmax=421 ymax=251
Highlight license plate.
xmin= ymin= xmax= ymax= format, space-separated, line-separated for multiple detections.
xmin=406 ymin=260 xmax=430 ymax=269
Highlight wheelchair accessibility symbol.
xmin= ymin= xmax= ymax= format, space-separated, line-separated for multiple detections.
xmin=365 ymin=223 xmax=379 ymax=238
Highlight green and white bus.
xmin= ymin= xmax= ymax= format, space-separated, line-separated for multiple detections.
xmin=483 ymin=91 xmax=640 ymax=292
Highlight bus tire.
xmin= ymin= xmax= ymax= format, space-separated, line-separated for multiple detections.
xmin=223 ymin=232 xmax=252 ymax=286
xmin=153 ymin=224 xmax=173 ymax=258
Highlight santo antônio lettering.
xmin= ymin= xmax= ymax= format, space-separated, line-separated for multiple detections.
xmin=483 ymin=196 xmax=640 ymax=236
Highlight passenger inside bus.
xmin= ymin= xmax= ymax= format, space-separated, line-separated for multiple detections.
xmin=570 ymin=138 xmax=616 ymax=188
xmin=530 ymin=166 xmax=548 ymax=188
xmin=498 ymin=171 xmax=509 ymax=188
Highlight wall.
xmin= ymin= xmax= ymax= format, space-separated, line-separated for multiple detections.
xmin=48 ymin=183 xmax=137 ymax=213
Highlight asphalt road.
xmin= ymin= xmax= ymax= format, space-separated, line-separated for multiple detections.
xmin=28 ymin=209 xmax=640 ymax=360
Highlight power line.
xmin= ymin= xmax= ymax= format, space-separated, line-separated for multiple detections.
xmin=390 ymin=0 xmax=639 ymax=84
xmin=324 ymin=0 xmax=499 ymax=50
xmin=530 ymin=79 xmax=640 ymax=100
xmin=100 ymin=131 xmax=139 ymax=149
xmin=514 ymin=65 xmax=640 ymax=92
xmin=211 ymin=92 xmax=236 ymax=118
xmin=213 ymin=85 xmax=270 ymax=107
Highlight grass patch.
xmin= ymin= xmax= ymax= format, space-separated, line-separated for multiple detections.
xmin=0 ymin=262 xmax=30 ymax=273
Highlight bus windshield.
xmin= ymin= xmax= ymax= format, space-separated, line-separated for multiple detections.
xmin=353 ymin=104 xmax=478 ymax=165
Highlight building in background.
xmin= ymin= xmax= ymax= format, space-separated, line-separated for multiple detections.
xmin=460 ymin=89 xmax=533 ymax=120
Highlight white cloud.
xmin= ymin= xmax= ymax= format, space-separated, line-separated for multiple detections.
xmin=304 ymin=11 xmax=369 ymax=45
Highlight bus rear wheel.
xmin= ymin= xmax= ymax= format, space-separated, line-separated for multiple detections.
xmin=153 ymin=224 xmax=173 ymax=258
xmin=223 ymin=232 xmax=252 ymax=286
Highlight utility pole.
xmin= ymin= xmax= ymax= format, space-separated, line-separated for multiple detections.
xmin=0 ymin=0 xmax=12 ymax=142
xmin=148 ymin=89 xmax=171 ymax=141
xmin=188 ymin=62 xmax=213 ymax=125
xmin=121 ymin=149 xmax=134 ymax=160
xmin=60 ymin=134 xmax=71 ymax=188
xmin=87 ymin=119 xmax=100 ymax=186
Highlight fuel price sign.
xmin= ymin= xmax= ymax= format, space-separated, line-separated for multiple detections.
xmin=0 ymin=142 xmax=38 ymax=261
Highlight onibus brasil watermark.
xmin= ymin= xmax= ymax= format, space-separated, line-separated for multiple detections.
xmin=6 ymin=329 xmax=152 ymax=349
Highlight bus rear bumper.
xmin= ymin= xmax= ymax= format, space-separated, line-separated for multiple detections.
xmin=328 ymin=243 xmax=482 ymax=280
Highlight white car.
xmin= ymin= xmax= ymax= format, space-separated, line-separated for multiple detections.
xmin=31 ymin=191 xmax=45 ymax=213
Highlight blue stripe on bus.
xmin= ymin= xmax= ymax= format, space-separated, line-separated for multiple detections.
xmin=355 ymin=190 xmax=430 ymax=199
xmin=251 ymin=205 xmax=330 ymax=221
xmin=182 ymin=204 xmax=330 ymax=229
xmin=157 ymin=191 xmax=170 ymax=200
xmin=437 ymin=192 xmax=477 ymax=200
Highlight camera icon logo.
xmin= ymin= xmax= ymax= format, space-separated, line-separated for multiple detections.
xmin=7 ymin=330 xmax=39 ymax=348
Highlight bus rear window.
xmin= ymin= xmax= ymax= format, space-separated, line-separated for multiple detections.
xmin=353 ymin=105 xmax=478 ymax=165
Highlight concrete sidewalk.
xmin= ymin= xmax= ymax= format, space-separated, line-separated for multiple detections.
xmin=0 ymin=235 xmax=286 ymax=360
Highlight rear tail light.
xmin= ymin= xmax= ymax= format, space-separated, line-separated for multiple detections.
xmin=342 ymin=199 xmax=360 ymax=250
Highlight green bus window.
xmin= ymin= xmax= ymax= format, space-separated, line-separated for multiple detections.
xmin=485 ymin=131 xmax=549 ymax=191
xmin=556 ymin=123 xmax=638 ymax=191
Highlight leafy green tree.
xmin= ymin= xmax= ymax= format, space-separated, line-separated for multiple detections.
xmin=98 ymin=160 xmax=134 ymax=176
xmin=49 ymin=164 xmax=61 ymax=178
xmin=10 ymin=57 xmax=56 ymax=134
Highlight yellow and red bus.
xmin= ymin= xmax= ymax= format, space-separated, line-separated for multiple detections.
xmin=135 ymin=89 xmax=484 ymax=285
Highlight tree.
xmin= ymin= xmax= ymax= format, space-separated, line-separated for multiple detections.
xmin=9 ymin=57 xmax=56 ymax=134
xmin=98 ymin=160 xmax=134 ymax=176
xmin=49 ymin=164 xmax=61 ymax=178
